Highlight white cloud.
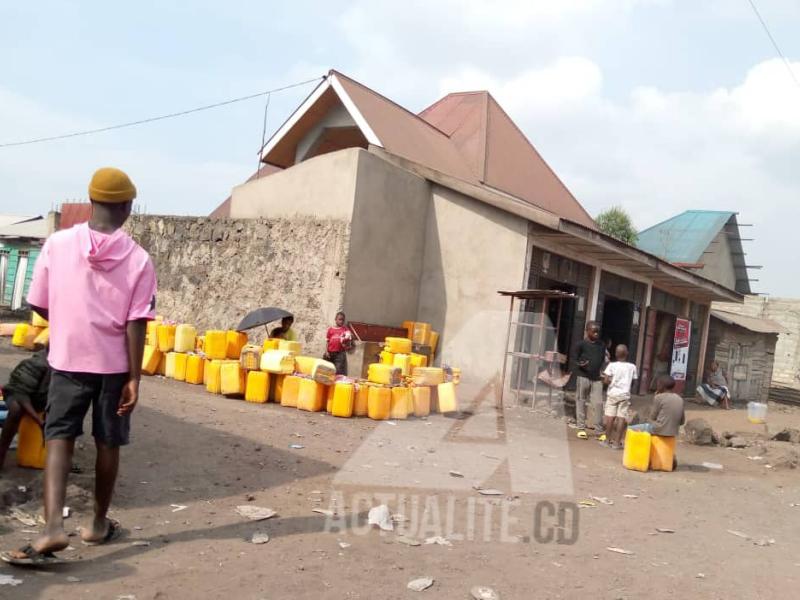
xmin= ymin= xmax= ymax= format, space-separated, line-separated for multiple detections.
xmin=440 ymin=58 xmax=604 ymax=114
xmin=453 ymin=57 xmax=799 ymax=296
xmin=711 ymin=58 xmax=800 ymax=137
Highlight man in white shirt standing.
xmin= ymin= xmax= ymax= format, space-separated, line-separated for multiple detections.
xmin=602 ymin=345 xmax=638 ymax=449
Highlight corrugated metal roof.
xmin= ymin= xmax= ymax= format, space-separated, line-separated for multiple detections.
xmin=0 ymin=214 xmax=37 ymax=228
xmin=0 ymin=217 xmax=47 ymax=239
xmin=637 ymin=210 xmax=734 ymax=263
xmin=711 ymin=309 xmax=786 ymax=334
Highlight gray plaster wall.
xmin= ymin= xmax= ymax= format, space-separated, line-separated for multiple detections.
xmin=417 ymin=184 xmax=529 ymax=383
xmin=126 ymin=215 xmax=349 ymax=356
xmin=699 ymin=230 xmax=737 ymax=291
xmin=229 ymin=148 xmax=360 ymax=220
xmin=342 ymin=150 xmax=430 ymax=326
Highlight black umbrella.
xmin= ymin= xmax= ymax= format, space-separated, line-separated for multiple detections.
xmin=236 ymin=307 xmax=293 ymax=332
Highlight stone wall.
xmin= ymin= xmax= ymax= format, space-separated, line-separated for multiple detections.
xmin=126 ymin=215 xmax=350 ymax=355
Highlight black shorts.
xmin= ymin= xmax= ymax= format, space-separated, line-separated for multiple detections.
xmin=45 ymin=370 xmax=131 ymax=447
xmin=4 ymin=390 xmax=47 ymax=414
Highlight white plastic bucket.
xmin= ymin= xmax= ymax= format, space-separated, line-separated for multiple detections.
xmin=747 ymin=401 xmax=767 ymax=424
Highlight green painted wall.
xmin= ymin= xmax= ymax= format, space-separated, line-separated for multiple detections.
xmin=0 ymin=242 xmax=41 ymax=307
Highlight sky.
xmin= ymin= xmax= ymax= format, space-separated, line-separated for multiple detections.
xmin=1 ymin=0 xmax=798 ymax=296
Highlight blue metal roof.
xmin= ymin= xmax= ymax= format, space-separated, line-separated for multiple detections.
xmin=636 ymin=210 xmax=735 ymax=263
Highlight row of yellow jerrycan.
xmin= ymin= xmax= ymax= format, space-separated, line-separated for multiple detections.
xmin=273 ymin=376 xmax=457 ymax=419
xmin=143 ymin=347 xmax=457 ymax=418
xmin=623 ymin=428 xmax=677 ymax=472
xmin=10 ymin=310 xmax=50 ymax=350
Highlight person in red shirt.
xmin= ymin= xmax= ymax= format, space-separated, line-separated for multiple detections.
xmin=325 ymin=312 xmax=352 ymax=375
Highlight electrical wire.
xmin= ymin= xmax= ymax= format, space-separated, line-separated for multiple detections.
xmin=0 ymin=76 xmax=323 ymax=148
xmin=746 ymin=0 xmax=800 ymax=89
xmin=257 ymin=92 xmax=271 ymax=177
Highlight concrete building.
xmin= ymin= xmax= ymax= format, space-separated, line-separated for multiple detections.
xmin=0 ymin=215 xmax=48 ymax=310
xmin=210 ymin=70 xmax=740 ymax=395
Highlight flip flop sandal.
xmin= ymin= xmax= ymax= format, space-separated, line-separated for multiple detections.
xmin=597 ymin=433 xmax=608 ymax=442
xmin=576 ymin=430 xmax=588 ymax=440
xmin=1 ymin=544 xmax=65 ymax=566
xmin=81 ymin=519 xmax=123 ymax=546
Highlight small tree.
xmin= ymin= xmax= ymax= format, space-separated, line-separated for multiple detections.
xmin=596 ymin=206 xmax=638 ymax=245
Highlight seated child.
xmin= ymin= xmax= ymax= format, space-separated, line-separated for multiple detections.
xmin=0 ymin=347 xmax=51 ymax=469
xmin=648 ymin=375 xmax=686 ymax=470
xmin=648 ymin=375 xmax=686 ymax=437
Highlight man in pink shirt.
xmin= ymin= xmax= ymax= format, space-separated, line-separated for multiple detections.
xmin=2 ymin=167 xmax=156 ymax=566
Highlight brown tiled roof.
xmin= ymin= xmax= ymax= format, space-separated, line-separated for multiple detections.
xmin=209 ymin=164 xmax=282 ymax=218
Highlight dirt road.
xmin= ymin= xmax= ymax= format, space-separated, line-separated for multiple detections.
xmin=1 ymin=343 xmax=798 ymax=599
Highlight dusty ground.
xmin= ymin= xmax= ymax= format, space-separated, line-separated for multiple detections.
xmin=1 ymin=341 xmax=799 ymax=600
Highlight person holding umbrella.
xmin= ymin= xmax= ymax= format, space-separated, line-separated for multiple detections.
xmin=270 ymin=316 xmax=297 ymax=342
xmin=235 ymin=308 xmax=296 ymax=342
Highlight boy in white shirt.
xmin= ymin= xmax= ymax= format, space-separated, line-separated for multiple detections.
xmin=602 ymin=344 xmax=638 ymax=449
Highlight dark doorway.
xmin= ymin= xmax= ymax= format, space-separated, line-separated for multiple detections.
xmin=601 ymin=297 xmax=634 ymax=354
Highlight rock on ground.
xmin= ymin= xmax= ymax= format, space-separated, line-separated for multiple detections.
xmin=771 ymin=428 xmax=800 ymax=445
xmin=684 ymin=418 xmax=718 ymax=446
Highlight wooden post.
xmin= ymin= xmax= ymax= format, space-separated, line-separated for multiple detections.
xmin=635 ymin=283 xmax=653 ymax=369
xmin=499 ymin=295 xmax=515 ymax=408
xmin=696 ymin=302 xmax=711 ymax=386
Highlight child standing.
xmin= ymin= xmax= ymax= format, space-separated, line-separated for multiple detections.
xmin=325 ymin=312 xmax=352 ymax=375
xmin=0 ymin=347 xmax=51 ymax=469
xmin=573 ymin=321 xmax=606 ymax=440
xmin=2 ymin=167 xmax=156 ymax=567
xmin=602 ymin=344 xmax=638 ymax=449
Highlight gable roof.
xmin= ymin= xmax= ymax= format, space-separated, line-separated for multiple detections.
xmin=636 ymin=210 xmax=753 ymax=294
xmin=419 ymin=91 xmax=595 ymax=227
xmin=259 ymin=70 xmax=596 ymax=229
xmin=637 ymin=210 xmax=735 ymax=264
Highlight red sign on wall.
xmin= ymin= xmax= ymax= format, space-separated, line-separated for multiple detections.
xmin=671 ymin=318 xmax=691 ymax=382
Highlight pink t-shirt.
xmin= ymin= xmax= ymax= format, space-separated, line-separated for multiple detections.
xmin=27 ymin=223 xmax=157 ymax=374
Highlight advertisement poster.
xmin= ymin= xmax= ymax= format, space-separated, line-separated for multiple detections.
xmin=670 ymin=318 xmax=691 ymax=381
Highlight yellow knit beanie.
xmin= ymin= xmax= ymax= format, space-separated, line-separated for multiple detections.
xmin=88 ymin=167 xmax=137 ymax=203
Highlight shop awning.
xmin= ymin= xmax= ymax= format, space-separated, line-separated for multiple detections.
xmin=531 ymin=220 xmax=743 ymax=304
xmin=710 ymin=309 xmax=786 ymax=334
